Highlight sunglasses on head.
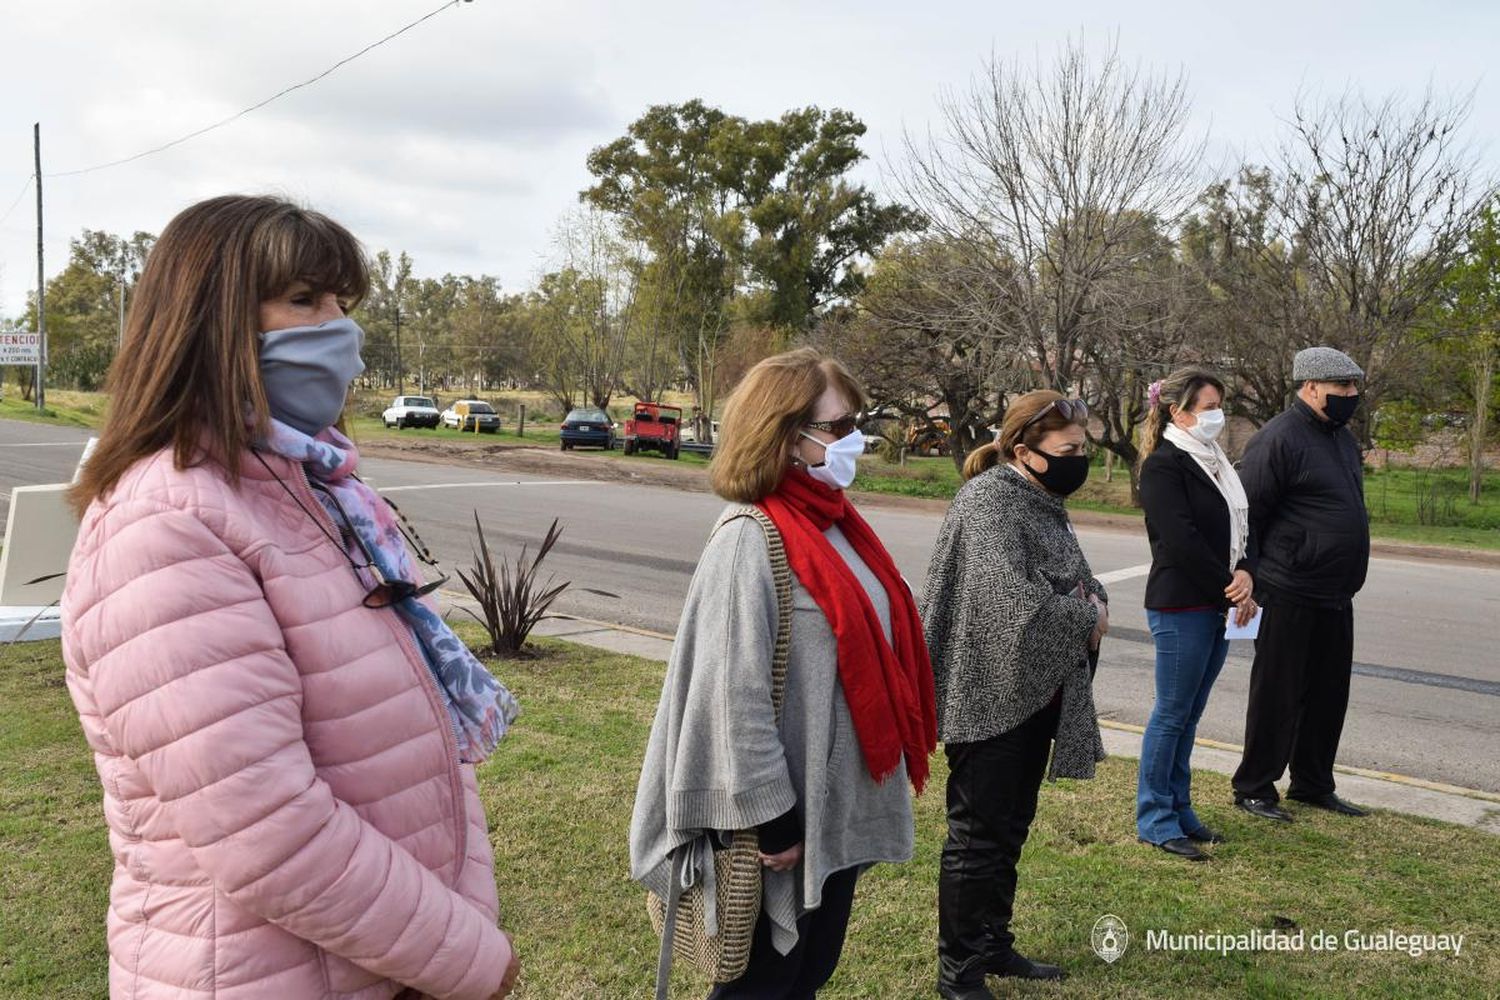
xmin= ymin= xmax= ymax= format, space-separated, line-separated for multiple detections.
xmin=1020 ymin=398 xmax=1088 ymax=432
xmin=805 ymin=415 xmax=860 ymax=438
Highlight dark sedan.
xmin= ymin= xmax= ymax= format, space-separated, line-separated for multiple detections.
xmin=560 ymin=408 xmax=616 ymax=450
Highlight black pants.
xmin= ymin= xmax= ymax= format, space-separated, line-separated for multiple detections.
xmin=937 ymin=697 xmax=1062 ymax=988
xmin=1232 ymin=602 xmax=1355 ymax=802
xmin=707 ymin=866 xmax=860 ymax=1000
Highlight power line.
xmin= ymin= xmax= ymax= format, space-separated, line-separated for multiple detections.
xmin=0 ymin=175 xmax=32 ymax=229
xmin=49 ymin=0 xmax=471 ymax=179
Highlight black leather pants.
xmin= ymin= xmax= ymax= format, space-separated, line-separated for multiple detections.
xmin=937 ymin=696 xmax=1062 ymax=988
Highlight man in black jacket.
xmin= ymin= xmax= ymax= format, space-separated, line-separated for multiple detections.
xmin=1232 ymin=346 xmax=1371 ymax=822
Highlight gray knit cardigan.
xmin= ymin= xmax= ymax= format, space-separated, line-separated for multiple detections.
xmin=630 ymin=508 xmax=915 ymax=956
xmin=920 ymin=464 xmax=1107 ymax=779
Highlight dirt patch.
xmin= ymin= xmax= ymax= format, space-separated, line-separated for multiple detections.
xmin=360 ymin=437 xmax=716 ymax=492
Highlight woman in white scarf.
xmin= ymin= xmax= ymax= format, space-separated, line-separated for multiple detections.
xmin=1133 ymin=368 xmax=1258 ymax=862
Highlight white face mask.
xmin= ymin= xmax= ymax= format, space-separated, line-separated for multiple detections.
xmin=1187 ymin=408 xmax=1226 ymax=444
xmin=799 ymin=428 xmax=865 ymax=490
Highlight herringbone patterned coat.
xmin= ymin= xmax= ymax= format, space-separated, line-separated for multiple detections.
xmin=920 ymin=464 xmax=1107 ymax=778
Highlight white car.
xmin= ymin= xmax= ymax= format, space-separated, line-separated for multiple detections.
xmin=440 ymin=399 xmax=502 ymax=433
xmin=382 ymin=395 xmax=442 ymax=429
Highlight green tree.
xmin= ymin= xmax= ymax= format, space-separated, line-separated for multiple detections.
xmin=1427 ymin=204 xmax=1500 ymax=501
xmin=582 ymin=99 xmax=917 ymax=428
xmin=354 ymin=250 xmax=414 ymax=390
xmin=25 ymin=229 xmax=154 ymax=391
xmin=737 ymin=107 xmax=922 ymax=329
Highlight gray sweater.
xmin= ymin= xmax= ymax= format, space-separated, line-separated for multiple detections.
xmin=630 ymin=508 xmax=915 ymax=955
xmin=921 ymin=464 xmax=1107 ymax=779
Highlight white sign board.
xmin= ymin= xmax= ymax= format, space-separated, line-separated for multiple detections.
xmin=0 ymin=483 xmax=78 ymax=607
xmin=0 ymin=331 xmax=41 ymax=365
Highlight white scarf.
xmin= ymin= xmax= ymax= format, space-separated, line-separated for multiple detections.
xmin=1163 ymin=424 xmax=1249 ymax=571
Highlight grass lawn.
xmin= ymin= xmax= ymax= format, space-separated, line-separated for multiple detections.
xmin=3 ymin=632 xmax=1494 ymax=999
xmin=853 ymin=454 xmax=1139 ymax=516
xmin=0 ymin=390 xmax=108 ymax=429
xmin=855 ymin=454 xmax=1500 ymax=551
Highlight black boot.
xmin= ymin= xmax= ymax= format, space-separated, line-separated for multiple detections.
xmin=985 ymin=950 xmax=1066 ymax=980
xmin=937 ymin=983 xmax=996 ymax=1000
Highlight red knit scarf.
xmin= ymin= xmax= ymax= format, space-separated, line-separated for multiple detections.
xmin=757 ymin=468 xmax=938 ymax=792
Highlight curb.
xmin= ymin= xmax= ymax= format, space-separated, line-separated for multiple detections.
xmin=1096 ymin=719 xmax=1500 ymax=805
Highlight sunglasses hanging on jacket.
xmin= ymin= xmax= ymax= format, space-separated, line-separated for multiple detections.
xmin=251 ymin=449 xmax=450 ymax=609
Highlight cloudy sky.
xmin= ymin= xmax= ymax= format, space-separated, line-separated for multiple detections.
xmin=0 ymin=0 xmax=1496 ymax=317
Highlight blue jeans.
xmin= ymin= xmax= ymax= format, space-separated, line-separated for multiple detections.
xmin=1136 ymin=609 xmax=1230 ymax=844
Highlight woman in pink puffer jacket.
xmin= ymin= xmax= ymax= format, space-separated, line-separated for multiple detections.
xmin=62 ymin=195 xmax=520 ymax=1000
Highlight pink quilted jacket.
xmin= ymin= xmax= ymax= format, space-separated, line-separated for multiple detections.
xmin=61 ymin=446 xmax=511 ymax=999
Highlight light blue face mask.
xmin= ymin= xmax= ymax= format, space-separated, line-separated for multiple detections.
xmin=258 ymin=317 xmax=366 ymax=435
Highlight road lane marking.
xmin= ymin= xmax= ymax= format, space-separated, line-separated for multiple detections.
xmin=1095 ymin=562 xmax=1153 ymax=585
xmin=377 ymin=480 xmax=590 ymax=493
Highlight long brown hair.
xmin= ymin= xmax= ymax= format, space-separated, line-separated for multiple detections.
xmin=71 ymin=195 xmax=368 ymax=514
xmin=962 ymin=390 xmax=1085 ymax=481
xmin=1136 ymin=367 xmax=1226 ymax=471
xmin=709 ymin=347 xmax=869 ymax=503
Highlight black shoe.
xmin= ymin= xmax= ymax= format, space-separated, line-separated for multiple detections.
xmin=985 ymin=951 xmax=1066 ymax=980
xmin=1185 ymin=825 xmax=1227 ymax=844
xmin=1141 ymin=836 xmax=1207 ymax=861
xmin=937 ymin=983 xmax=995 ymax=1000
xmin=1289 ymin=793 xmax=1368 ymax=817
xmin=1236 ymin=797 xmax=1294 ymax=822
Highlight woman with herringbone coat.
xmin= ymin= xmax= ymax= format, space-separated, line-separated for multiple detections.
xmin=921 ymin=390 xmax=1108 ymax=1000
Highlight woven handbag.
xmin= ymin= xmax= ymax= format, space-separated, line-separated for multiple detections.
xmin=647 ymin=506 xmax=793 ymax=998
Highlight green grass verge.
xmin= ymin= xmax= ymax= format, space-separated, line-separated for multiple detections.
xmin=856 ymin=456 xmax=1500 ymax=551
xmin=0 ymin=391 xmax=107 ymax=429
xmin=3 ymin=632 xmax=1495 ymax=998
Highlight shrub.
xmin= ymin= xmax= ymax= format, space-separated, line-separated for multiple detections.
xmin=456 ymin=514 xmax=570 ymax=657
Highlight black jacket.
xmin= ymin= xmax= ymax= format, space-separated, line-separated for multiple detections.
xmin=1237 ymin=399 xmax=1370 ymax=608
xmin=1140 ymin=439 xmax=1258 ymax=610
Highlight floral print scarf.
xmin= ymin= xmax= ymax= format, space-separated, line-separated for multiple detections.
xmin=261 ymin=419 xmax=520 ymax=762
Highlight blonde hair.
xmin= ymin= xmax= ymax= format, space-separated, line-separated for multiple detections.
xmin=1136 ymin=367 xmax=1226 ymax=472
xmin=709 ymin=347 xmax=869 ymax=503
xmin=962 ymin=390 xmax=1084 ymax=481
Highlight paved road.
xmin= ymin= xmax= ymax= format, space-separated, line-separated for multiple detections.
xmin=4 ymin=422 xmax=1497 ymax=794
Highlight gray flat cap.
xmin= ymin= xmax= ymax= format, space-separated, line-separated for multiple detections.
xmin=1292 ymin=346 xmax=1364 ymax=382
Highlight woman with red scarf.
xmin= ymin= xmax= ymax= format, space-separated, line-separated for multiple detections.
xmin=631 ymin=348 xmax=937 ymax=999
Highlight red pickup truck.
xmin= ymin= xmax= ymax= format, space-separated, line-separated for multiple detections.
xmin=622 ymin=401 xmax=682 ymax=460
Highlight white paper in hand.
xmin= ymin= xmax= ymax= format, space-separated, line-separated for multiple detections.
xmin=1225 ymin=607 xmax=1263 ymax=641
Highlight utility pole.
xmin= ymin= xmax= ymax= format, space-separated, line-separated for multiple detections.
xmin=34 ymin=123 xmax=46 ymax=411
xmin=117 ymin=274 xmax=126 ymax=352
xmin=393 ymin=295 xmax=404 ymax=394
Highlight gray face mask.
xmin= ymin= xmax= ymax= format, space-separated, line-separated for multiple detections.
xmin=258 ymin=317 xmax=366 ymax=435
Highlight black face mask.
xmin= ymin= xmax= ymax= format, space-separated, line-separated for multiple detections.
xmin=1022 ymin=448 xmax=1091 ymax=496
xmin=1322 ymin=392 xmax=1360 ymax=428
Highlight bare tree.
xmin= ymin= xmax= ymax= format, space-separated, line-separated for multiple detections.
xmin=895 ymin=36 xmax=1204 ymax=412
xmin=540 ymin=208 xmax=640 ymax=411
xmin=822 ymin=236 xmax=1029 ymax=471
xmin=1180 ymin=169 xmax=1318 ymax=426
xmin=1079 ymin=214 xmax=1207 ymax=495
xmin=1267 ymin=88 xmax=1492 ymax=435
